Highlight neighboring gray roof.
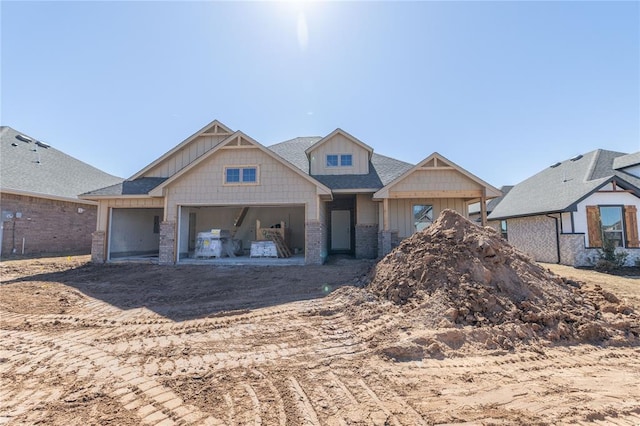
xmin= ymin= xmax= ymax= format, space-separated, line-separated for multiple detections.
xmin=1 ymin=126 xmax=123 ymax=200
xmin=489 ymin=149 xmax=640 ymax=220
xmin=268 ymin=137 xmax=412 ymax=190
xmin=613 ymin=151 xmax=640 ymax=171
xmin=81 ymin=177 xmax=168 ymax=196
xmin=487 ymin=185 xmax=513 ymax=211
xmin=469 ymin=185 xmax=513 ymax=215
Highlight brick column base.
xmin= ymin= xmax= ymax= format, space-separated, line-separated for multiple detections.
xmin=378 ymin=230 xmax=399 ymax=258
xmin=355 ymin=224 xmax=378 ymax=259
xmin=305 ymin=220 xmax=326 ymax=265
xmin=91 ymin=231 xmax=106 ymax=263
xmin=159 ymin=221 xmax=176 ymax=265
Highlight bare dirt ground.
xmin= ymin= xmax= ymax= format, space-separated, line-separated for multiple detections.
xmin=1 ymin=254 xmax=639 ymax=425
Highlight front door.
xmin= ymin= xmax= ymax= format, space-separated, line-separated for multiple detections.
xmin=331 ymin=210 xmax=351 ymax=251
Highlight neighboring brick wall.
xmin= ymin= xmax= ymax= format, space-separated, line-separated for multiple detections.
xmin=0 ymin=193 xmax=97 ymax=258
xmin=559 ymin=234 xmax=585 ymax=266
xmin=378 ymin=230 xmax=399 ymax=258
xmin=507 ymin=216 xmax=558 ymax=263
xmin=91 ymin=231 xmax=106 ymax=263
xmin=159 ymin=221 xmax=176 ymax=265
xmin=355 ymin=224 xmax=378 ymax=259
xmin=576 ymin=246 xmax=640 ymax=267
xmin=305 ymin=220 xmax=326 ymax=264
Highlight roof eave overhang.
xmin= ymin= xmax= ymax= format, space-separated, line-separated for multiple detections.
xmin=79 ymin=194 xmax=160 ymax=201
xmin=331 ymin=188 xmax=378 ymax=194
xmin=2 ymin=188 xmax=98 ymax=205
xmin=488 ymin=209 xmax=569 ymax=221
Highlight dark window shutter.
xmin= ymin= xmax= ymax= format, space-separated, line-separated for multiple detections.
xmin=586 ymin=205 xmax=602 ymax=247
xmin=624 ymin=205 xmax=639 ymax=248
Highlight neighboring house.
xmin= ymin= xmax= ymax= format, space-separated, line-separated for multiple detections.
xmin=81 ymin=119 xmax=501 ymax=265
xmin=0 ymin=126 xmax=123 ymax=257
xmin=488 ymin=149 xmax=640 ymax=266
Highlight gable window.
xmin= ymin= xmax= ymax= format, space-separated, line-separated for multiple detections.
xmin=225 ymin=166 xmax=258 ymax=184
xmin=413 ymin=204 xmax=433 ymax=232
xmin=242 ymin=167 xmax=256 ymax=183
xmin=326 ymin=154 xmax=353 ymax=167
xmin=326 ymin=155 xmax=338 ymax=167
xmin=586 ymin=205 xmax=639 ymax=248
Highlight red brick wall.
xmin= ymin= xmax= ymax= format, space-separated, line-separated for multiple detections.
xmin=1 ymin=193 xmax=97 ymax=257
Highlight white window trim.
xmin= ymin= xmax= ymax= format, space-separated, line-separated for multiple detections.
xmin=223 ymin=165 xmax=260 ymax=186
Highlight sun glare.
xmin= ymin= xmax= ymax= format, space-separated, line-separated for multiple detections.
xmin=297 ymin=11 xmax=309 ymax=51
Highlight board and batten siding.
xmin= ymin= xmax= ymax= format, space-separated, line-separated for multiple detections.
xmin=381 ymin=198 xmax=468 ymax=238
xmin=308 ymin=134 xmax=370 ymax=175
xmin=144 ymin=135 xmax=229 ymax=178
xmin=389 ymin=169 xmax=482 ymax=194
xmin=164 ymin=147 xmax=320 ymax=221
xmin=356 ymin=194 xmax=378 ymax=224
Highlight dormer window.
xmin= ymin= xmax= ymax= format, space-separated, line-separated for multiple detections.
xmin=326 ymin=154 xmax=353 ymax=167
xmin=326 ymin=155 xmax=338 ymax=167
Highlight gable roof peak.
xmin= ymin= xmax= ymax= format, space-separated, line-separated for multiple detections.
xmin=130 ymin=118 xmax=234 ymax=179
xmin=304 ymin=128 xmax=374 ymax=158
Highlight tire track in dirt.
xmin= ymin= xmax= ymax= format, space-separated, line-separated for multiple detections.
xmin=0 ymin=329 xmax=223 ymax=425
xmin=378 ymin=346 xmax=640 ymax=425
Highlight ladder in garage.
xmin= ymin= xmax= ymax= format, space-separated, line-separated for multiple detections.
xmin=231 ymin=207 xmax=249 ymax=238
xmin=261 ymin=229 xmax=292 ymax=258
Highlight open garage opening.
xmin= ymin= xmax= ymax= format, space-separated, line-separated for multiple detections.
xmin=177 ymin=205 xmax=306 ymax=263
xmin=108 ymin=208 xmax=164 ymax=260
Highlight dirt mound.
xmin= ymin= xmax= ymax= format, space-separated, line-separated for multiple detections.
xmin=365 ymin=210 xmax=638 ymax=356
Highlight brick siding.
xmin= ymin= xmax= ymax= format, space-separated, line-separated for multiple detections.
xmin=355 ymin=224 xmax=378 ymax=259
xmin=506 ymin=216 xmax=558 ymax=263
xmin=378 ymin=230 xmax=399 ymax=258
xmin=159 ymin=221 xmax=176 ymax=265
xmin=1 ymin=193 xmax=96 ymax=258
xmin=91 ymin=231 xmax=106 ymax=263
xmin=305 ymin=220 xmax=326 ymax=264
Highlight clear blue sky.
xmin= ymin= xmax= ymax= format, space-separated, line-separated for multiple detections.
xmin=2 ymin=1 xmax=639 ymax=187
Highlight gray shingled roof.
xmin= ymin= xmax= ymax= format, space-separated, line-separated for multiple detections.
xmin=268 ymin=137 xmax=413 ymax=190
xmin=613 ymin=152 xmax=640 ymax=171
xmin=489 ymin=149 xmax=640 ymax=220
xmin=268 ymin=137 xmax=319 ymax=173
xmin=469 ymin=185 xmax=513 ymax=215
xmin=1 ymin=126 xmax=123 ymax=199
xmin=81 ymin=177 xmax=168 ymax=196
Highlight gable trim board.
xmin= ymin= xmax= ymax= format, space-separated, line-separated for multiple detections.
xmin=130 ymin=119 xmax=233 ymax=180
xmin=373 ymin=152 xmax=501 ymax=200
